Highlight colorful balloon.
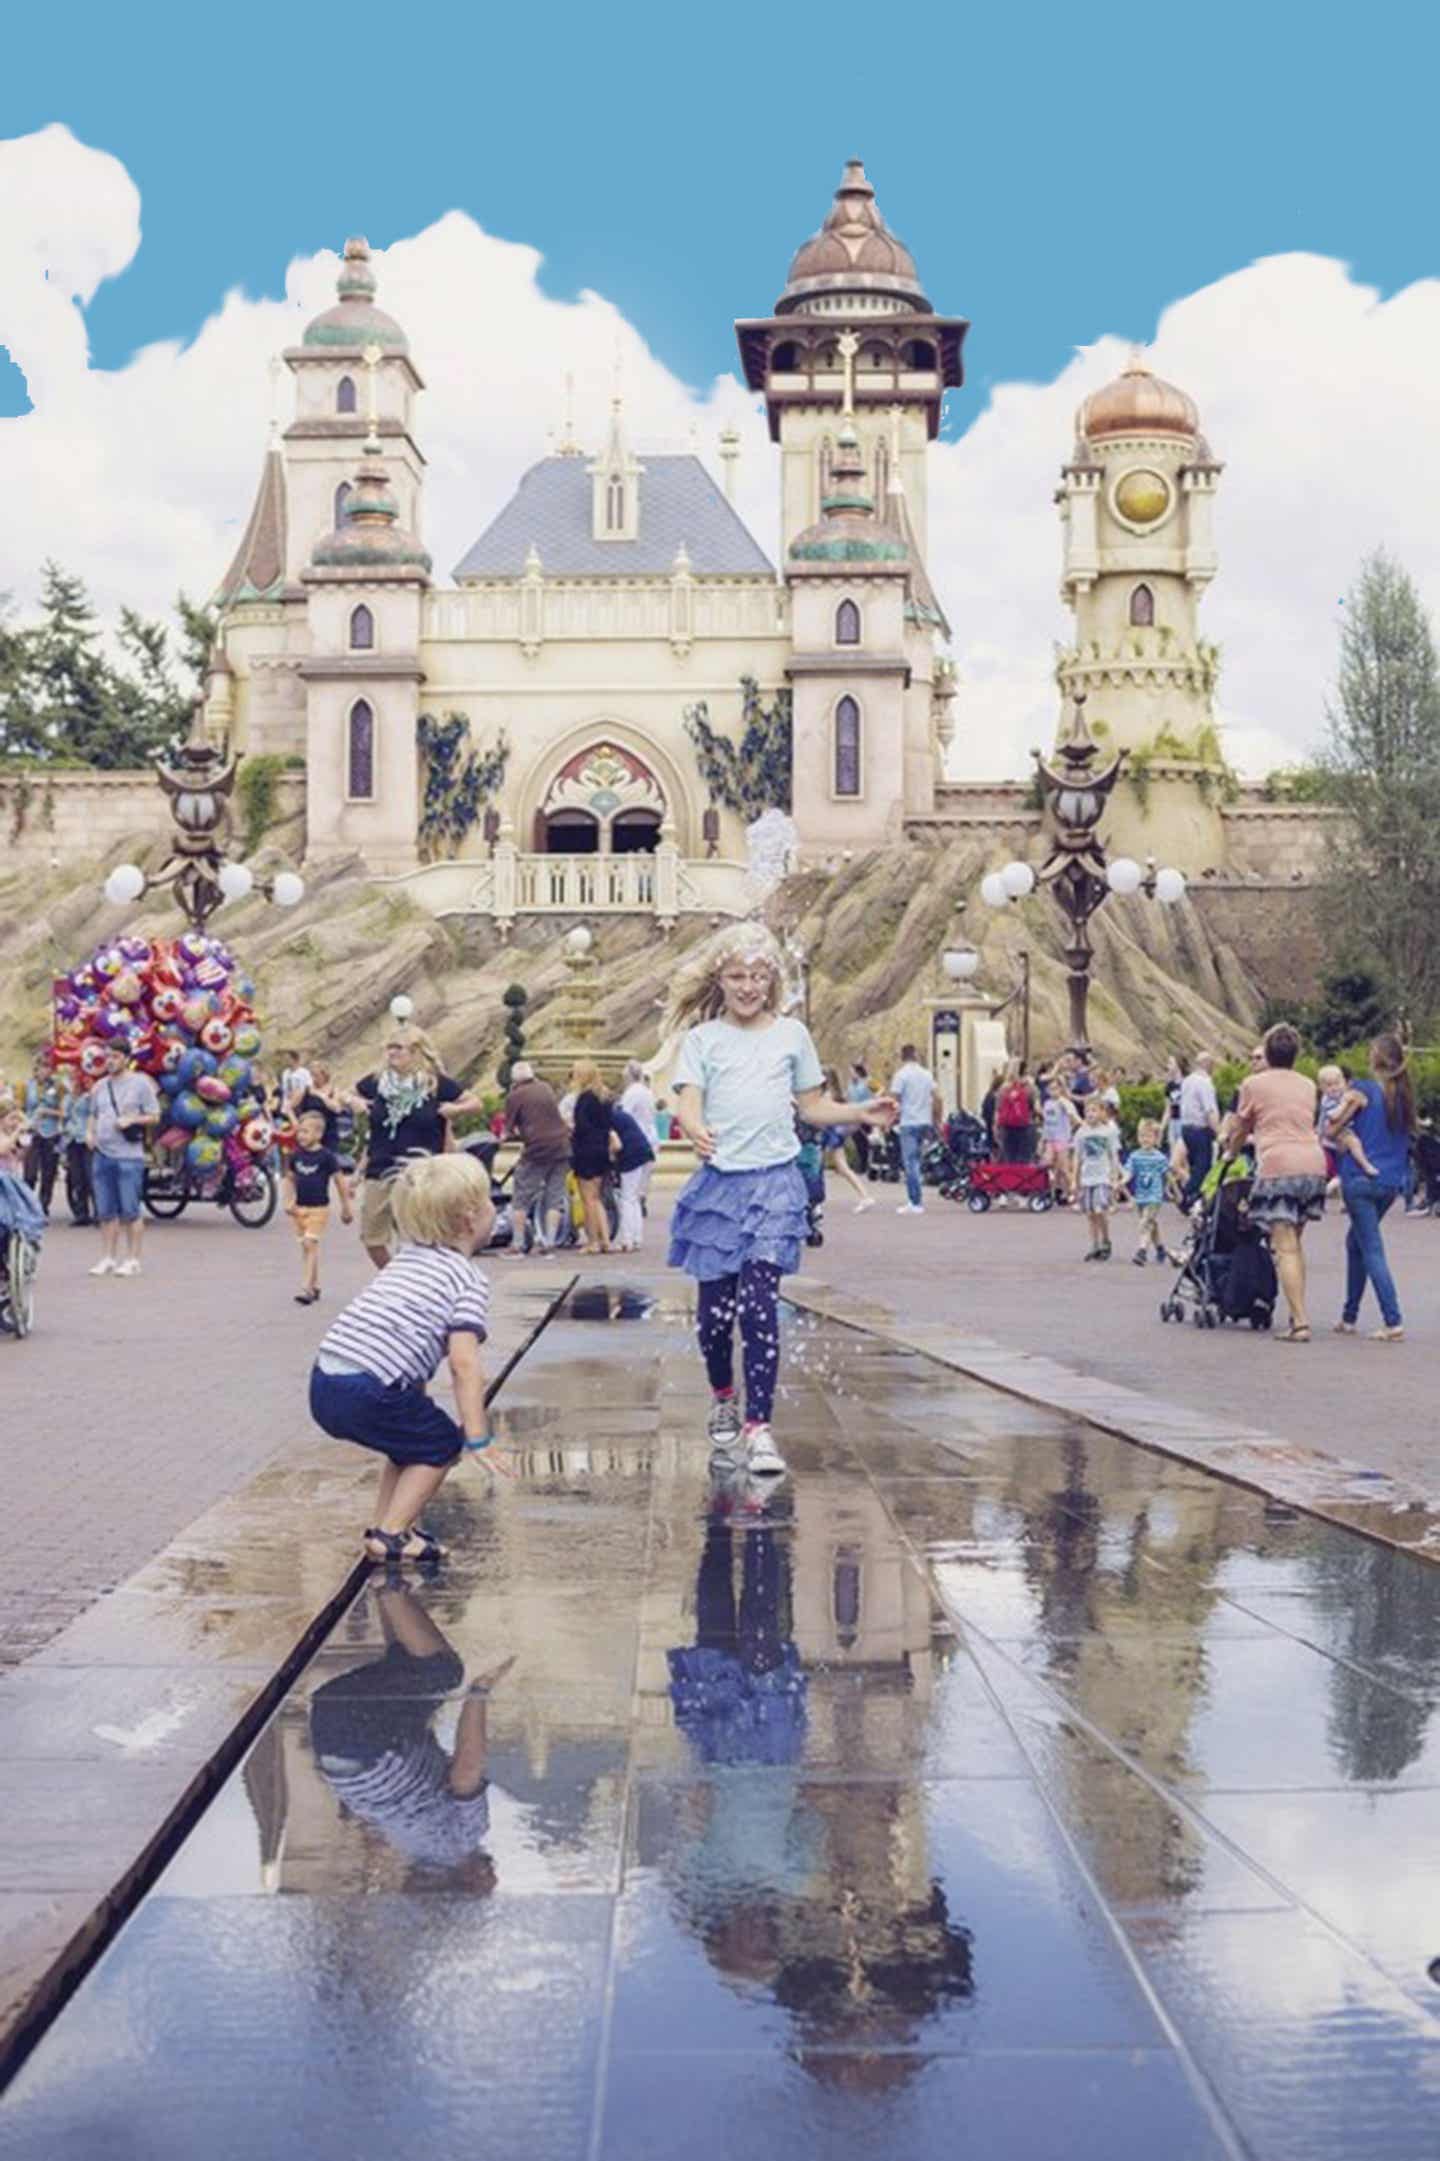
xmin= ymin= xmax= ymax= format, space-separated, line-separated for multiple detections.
xmin=240 ymin=1114 xmax=274 ymax=1155
xmin=151 ymin=987 xmax=183 ymax=1024
xmin=157 ymin=1124 xmax=189 ymax=1152
xmin=185 ymin=1134 xmax=223 ymax=1173
xmin=174 ymin=1091 xmax=208 ymax=1131
xmin=80 ymin=1040 xmax=110 ymax=1077
xmin=196 ymin=1075 xmax=231 ymax=1105
xmin=205 ymin=1103 xmax=239 ymax=1137
xmin=180 ymin=995 xmax=213 ymax=1034
xmin=200 ymin=1016 xmax=234 ymax=1055
xmin=217 ymin=1055 xmax=252 ymax=1094
xmin=232 ymin=1023 xmax=261 ymax=1057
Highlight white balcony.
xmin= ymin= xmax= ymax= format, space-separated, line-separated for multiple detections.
xmin=378 ymin=848 xmax=754 ymax=930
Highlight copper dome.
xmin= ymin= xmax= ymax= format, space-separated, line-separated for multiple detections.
xmin=303 ymin=236 xmax=409 ymax=353
xmin=777 ymin=161 xmax=930 ymax=314
xmin=1077 ymin=352 xmax=1199 ymax=442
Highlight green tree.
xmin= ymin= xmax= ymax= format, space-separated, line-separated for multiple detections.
xmin=1306 ymin=965 xmax=1391 ymax=1058
xmin=684 ymin=675 xmax=792 ymax=818
xmin=1321 ymin=551 xmax=1440 ymax=1032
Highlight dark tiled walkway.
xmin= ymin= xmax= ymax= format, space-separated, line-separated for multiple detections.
xmin=4 ymin=1289 xmax=1439 ymax=2158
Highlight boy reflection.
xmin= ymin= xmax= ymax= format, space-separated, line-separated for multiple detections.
xmin=310 ymin=1584 xmax=513 ymax=1887
xmin=665 ymin=1485 xmax=974 ymax=2058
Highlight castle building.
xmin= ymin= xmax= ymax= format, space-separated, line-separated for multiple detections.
xmin=208 ymin=165 xmax=967 ymax=922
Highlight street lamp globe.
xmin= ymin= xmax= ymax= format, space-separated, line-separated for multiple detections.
xmin=1001 ymin=859 xmax=1035 ymax=900
xmin=943 ymin=945 xmax=979 ymax=982
xmin=564 ymin=925 xmax=594 ymax=958
xmin=1154 ymin=866 xmax=1187 ymax=905
xmin=1106 ymin=856 xmax=1143 ymax=897
xmin=980 ymin=872 xmax=1009 ymax=909
xmin=104 ymin=863 xmax=146 ymax=907
xmin=389 ymin=994 xmax=415 ymax=1022
xmin=217 ymin=861 xmax=254 ymax=904
xmin=271 ymin=871 xmax=306 ymax=908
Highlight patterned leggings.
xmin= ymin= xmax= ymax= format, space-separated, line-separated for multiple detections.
xmin=696 ymin=1262 xmax=783 ymax=1425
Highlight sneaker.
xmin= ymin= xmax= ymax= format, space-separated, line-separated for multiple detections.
xmin=707 ymin=1396 xmax=743 ymax=1459
xmin=115 ymin=1258 xmax=142 ymax=1277
xmin=854 ymin=1196 xmax=875 ymax=1214
xmin=89 ymin=1256 xmax=117 ymax=1277
xmin=744 ymin=1424 xmax=787 ymax=1478
xmin=896 ymin=1202 xmax=924 ymax=1216
xmin=1097 ymin=1245 xmax=1112 ymax=1261
xmin=1132 ymin=1249 xmax=1147 ymax=1267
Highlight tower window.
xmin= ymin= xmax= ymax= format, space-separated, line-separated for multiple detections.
xmin=772 ymin=340 xmax=800 ymax=372
xmin=836 ymin=599 xmax=861 ymax=646
xmin=834 ymin=696 xmax=861 ymax=798
xmin=334 ymin=481 xmax=352 ymax=528
xmin=1129 ymin=582 xmax=1155 ymax=628
xmin=902 ymin=339 xmax=936 ymax=369
xmin=347 ymin=699 xmax=375 ymax=800
xmin=336 ymin=375 xmax=357 ymax=415
xmin=349 ymin=603 xmax=374 ymax=651
xmin=606 ymin=475 xmax=625 ymax=531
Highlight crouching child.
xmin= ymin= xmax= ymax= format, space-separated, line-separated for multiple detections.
xmin=308 ymin=1152 xmax=500 ymax=1564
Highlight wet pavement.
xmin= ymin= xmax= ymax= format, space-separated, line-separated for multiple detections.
xmin=3 ymin=1283 xmax=1439 ymax=2157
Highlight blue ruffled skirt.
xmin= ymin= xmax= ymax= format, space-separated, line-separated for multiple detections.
xmin=668 ymin=1162 xmax=809 ymax=1282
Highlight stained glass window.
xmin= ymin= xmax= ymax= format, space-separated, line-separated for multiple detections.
xmin=347 ymin=700 xmax=375 ymax=800
xmin=835 ymin=696 xmax=861 ymax=797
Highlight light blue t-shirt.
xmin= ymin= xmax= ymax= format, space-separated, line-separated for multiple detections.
xmin=673 ymin=1016 xmax=824 ymax=1172
xmin=888 ymin=1061 xmax=936 ymax=1130
xmin=1126 ymin=1146 xmax=1170 ymax=1207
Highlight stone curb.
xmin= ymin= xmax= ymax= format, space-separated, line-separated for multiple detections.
xmin=785 ymin=1277 xmax=1440 ymax=1565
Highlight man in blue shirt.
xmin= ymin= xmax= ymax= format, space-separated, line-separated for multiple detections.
xmin=887 ymin=1043 xmax=942 ymax=1215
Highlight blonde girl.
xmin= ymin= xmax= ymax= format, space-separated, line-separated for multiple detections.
xmin=568 ymin=1059 xmax=618 ymax=1255
xmin=666 ymin=924 xmax=896 ymax=1479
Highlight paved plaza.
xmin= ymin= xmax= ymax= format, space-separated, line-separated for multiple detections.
xmin=3 ymin=1191 xmax=1440 ymax=2154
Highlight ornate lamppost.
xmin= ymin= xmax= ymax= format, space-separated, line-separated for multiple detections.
xmin=980 ymin=694 xmax=1186 ymax=1053
xmin=102 ymin=699 xmax=305 ymax=930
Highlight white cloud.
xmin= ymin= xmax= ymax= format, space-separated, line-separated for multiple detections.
xmin=2 ymin=126 xmax=1439 ymax=781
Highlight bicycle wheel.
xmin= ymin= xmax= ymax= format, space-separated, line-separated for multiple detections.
xmin=6 ymin=1231 xmax=36 ymax=1338
xmin=229 ymin=1163 xmax=278 ymax=1228
xmin=143 ymin=1167 xmax=190 ymax=1220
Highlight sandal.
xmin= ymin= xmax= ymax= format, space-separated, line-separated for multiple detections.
xmin=1332 ymin=1320 xmax=1357 ymax=1334
xmin=362 ymin=1526 xmax=445 ymax=1565
xmin=1275 ymin=1324 xmax=1311 ymax=1344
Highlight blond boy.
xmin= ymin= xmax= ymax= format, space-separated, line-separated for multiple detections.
xmin=281 ymin=1109 xmax=354 ymax=1305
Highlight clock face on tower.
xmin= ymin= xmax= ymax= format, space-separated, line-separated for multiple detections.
xmin=1112 ymin=467 xmax=1172 ymax=528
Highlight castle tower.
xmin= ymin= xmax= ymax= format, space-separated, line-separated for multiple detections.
xmin=735 ymin=160 xmax=968 ymax=557
xmin=785 ymin=417 xmax=914 ymax=848
xmin=299 ymin=395 xmax=432 ymax=872
xmin=1056 ymin=351 xmax=1226 ymax=864
xmin=281 ymin=236 xmax=426 ymax=582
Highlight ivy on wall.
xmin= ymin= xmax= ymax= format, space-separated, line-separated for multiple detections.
xmin=237 ymin=754 xmax=304 ymax=854
xmin=683 ymin=675 xmax=792 ymax=820
xmin=417 ymin=711 xmax=510 ymax=861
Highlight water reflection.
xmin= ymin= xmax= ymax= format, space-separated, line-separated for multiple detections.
xmin=653 ymin=1479 xmax=975 ymax=2061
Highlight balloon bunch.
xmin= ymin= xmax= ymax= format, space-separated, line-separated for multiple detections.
xmin=52 ymin=933 xmax=275 ymax=1180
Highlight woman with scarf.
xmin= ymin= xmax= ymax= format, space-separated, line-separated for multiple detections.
xmin=350 ymin=1029 xmax=482 ymax=1268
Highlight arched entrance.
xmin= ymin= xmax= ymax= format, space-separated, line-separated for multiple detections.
xmin=538 ymin=741 xmax=667 ymax=855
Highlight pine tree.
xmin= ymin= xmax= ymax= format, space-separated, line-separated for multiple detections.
xmin=1322 ymin=550 xmax=1440 ymax=1031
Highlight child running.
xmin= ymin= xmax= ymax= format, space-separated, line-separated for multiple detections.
xmin=308 ymin=1153 xmax=500 ymax=1564
xmin=282 ymin=1108 xmax=355 ymax=1305
xmin=668 ymin=925 xmax=897 ymax=1480
xmin=1075 ymin=1093 xmax=1123 ymax=1261
xmin=1125 ymin=1117 xmax=1174 ymax=1266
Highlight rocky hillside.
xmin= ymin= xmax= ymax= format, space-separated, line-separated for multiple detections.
xmin=1 ymin=830 xmax=1265 ymax=1095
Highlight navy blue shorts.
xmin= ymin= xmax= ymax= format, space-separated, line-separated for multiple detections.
xmin=309 ymin=1365 xmax=463 ymax=1468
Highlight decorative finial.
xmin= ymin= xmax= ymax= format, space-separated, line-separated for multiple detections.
xmin=837 ymin=329 xmax=860 ymax=418
xmin=361 ymin=340 xmax=383 ymax=453
xmin=555 ymin=372 xmax=581 ymax=457
xmin=1124 ymin=343 xmax=1147 ymax=375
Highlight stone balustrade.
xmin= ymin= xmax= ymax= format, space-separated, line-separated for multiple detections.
xmin=378 ymin=846 xmax=754 ymax=930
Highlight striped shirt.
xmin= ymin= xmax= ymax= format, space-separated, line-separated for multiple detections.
xmin=317 ymin=1734 xmax=492 ymax=1869
xmin=319 ymin=1243 xmax=490 ymax=1386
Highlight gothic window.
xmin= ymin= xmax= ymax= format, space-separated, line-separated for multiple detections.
xmin=834 ymin=696 xmax=861 ymax=797
xmin=1129 ymin=582 xmax=1155 ymax=628
xmin=606 ymin=475 xmax=625 ymax=531
xmin=836 ymin=598 xmax=861 ymax=646
xmin=336 ymin=375 xmax=357 ymax=414
xmin=347 ymin=699 xmax=375 ymax=800
xmin=349 ymin=603 xmax=374 ymax=651
xmin=334 ymin=481 xmax=352 ymax=529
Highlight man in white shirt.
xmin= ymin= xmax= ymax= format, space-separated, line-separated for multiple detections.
xmin=887 ymin=1043 xmax=942 ymax=1215
xmin=1178 ymin=1053 xmax=1220 ymax=1203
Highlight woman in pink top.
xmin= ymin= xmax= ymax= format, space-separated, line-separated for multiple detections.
xmin=1233 ymin=1023 xmax=1327 ymax=1343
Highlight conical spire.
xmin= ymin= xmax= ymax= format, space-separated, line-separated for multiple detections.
xmin=214 ymin=448 xmax=288 ymax=604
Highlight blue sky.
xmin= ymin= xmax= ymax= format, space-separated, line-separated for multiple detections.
xmin=3 ymin=0 xmax=1436 ymax=426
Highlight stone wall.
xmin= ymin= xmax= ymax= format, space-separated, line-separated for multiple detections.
xmin=1187 ymin=883 xmax=1329 ymax=1006
xmin=1219 ymin=795 xmax=1347 ymax=883
xmin=0 ymin=770 xmax=306 ymax=869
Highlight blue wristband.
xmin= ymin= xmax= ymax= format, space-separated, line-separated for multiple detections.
xmin=463 ymin=1433 xmax=494 ymax=1453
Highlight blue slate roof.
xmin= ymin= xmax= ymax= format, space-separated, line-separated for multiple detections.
xmin=453 ymin=454 xmax=775 ymax=580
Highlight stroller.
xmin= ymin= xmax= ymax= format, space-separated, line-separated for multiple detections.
xmin=1413 ymin=1127 xmax=1440 ymax=1217
xmin=1159 ymin=1161 xmax=1276 ymax=1330
xmin=930 ymin=1111 xmax=989 ymax=1200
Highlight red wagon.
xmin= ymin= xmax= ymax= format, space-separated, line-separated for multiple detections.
xmin=964 ymin=1161 xmax=1054 ymax=1213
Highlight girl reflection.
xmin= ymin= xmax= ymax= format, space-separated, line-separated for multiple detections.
xmin=310 ymin=1584 xmax=513 ymax=1887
